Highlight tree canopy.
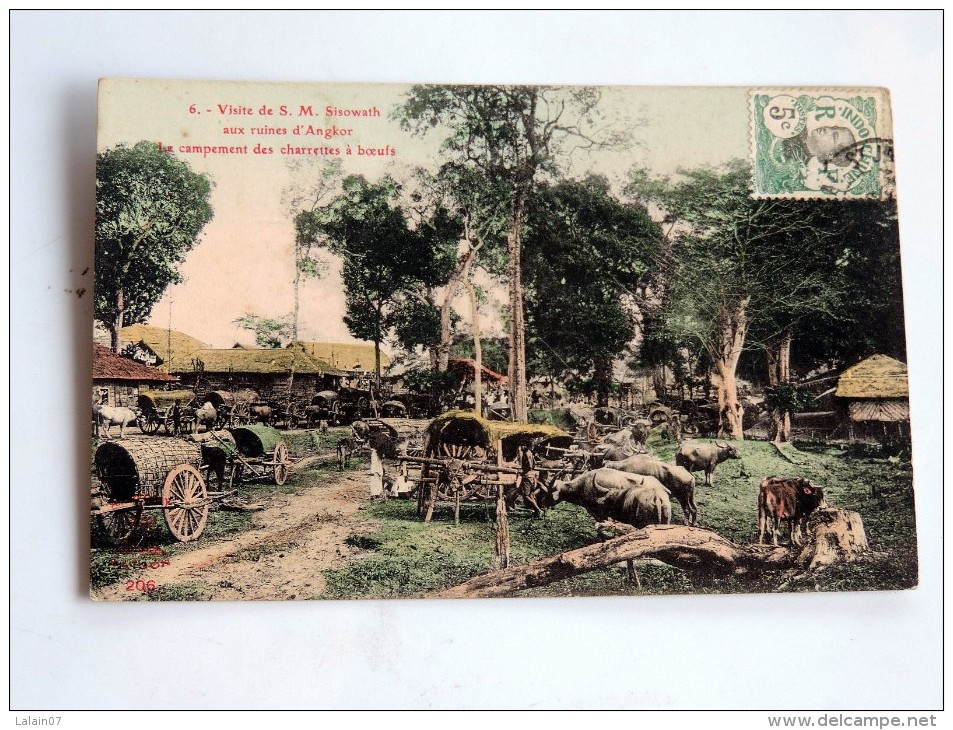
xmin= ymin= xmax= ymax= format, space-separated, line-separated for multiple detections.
xmin=95 ymin=141 xmax=214 ymax=350
xmin=522 ymin=175 xmax=659 ymax=404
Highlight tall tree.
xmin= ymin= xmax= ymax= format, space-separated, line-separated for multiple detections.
xmin=522 ymin=176 xmax=659 ymax=406
xmin=397 ymin=85 xmax=622 ymax=420
xmin=637 ymin=160 xmax=848 ymax=439
xmin=95 ymin=141 xmax=214 ymax=351
xmin=295 ymin=175 xmax=437 ymax=386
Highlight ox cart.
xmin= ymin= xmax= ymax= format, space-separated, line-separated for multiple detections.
xmin=202 ymin=389 xmax=259 ymax=428
xmin=226 ymin=424 xmax=292 ymax=486
xmin=137 ymin=389 xmax=198 ymax=435
xmin=395 ymin=411 xmax=580 ymax=522
xmin=91 ymin=437 xmax=230 ymax=545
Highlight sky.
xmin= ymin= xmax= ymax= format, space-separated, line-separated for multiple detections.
xmin=97 ymin=80 xmax=751 ymax=349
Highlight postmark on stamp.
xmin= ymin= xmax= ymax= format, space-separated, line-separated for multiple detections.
xmin=750 ymin=89 xmax=895 ymax=199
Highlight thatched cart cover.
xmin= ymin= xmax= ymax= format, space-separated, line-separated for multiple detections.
xmin=231 ymin=424 xmax=285 ymax=458
xmin=205 ymin=389 xmax=259 ymax=409
xmin=95 ymin=437 xmax=202 ymax=500
xmin=427 ymin=410 xmax=570 ymax=460
xmin=139 ymin=389 xmax=196 ymax=409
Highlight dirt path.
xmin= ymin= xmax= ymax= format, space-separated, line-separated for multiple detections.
xmin=92 ymin=470 xmax=378 ymax=601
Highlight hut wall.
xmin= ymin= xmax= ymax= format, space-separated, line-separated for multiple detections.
xmin=92 ymin=380 xmax=139 ymax=409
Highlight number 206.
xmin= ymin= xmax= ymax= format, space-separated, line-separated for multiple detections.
xmin=126 ymin=579 xmax=157 ymax=592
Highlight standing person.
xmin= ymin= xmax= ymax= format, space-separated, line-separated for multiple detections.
xmin=516 ymin=442 xmax=545 ymax=517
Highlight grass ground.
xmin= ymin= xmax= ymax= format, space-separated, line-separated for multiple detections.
xmin=90 ymin=426 xmax=917 ymax=599
xmin=322 ymin=432 xmax=917 ymax=598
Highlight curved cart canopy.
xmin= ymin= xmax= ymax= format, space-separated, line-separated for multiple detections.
xmin=138 ymin=389 xmax=197 ymax=411
xmin=311 ymin=390 xmax=339 ymax=406
xmin=426 ymin=410 xmax=570 ymax=462
xmin=95 ymin=437 xmax=203 ymax=501
xmin=230 ymin=424 xmax=286 ymax=458
xmin=204 ymin=389 xmax=259 ymax=409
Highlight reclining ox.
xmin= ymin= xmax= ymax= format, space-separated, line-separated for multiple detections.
xmin=547 ymin=468 xmax=672 ymax=529
xmin=604 ymin=454 xmax=698 ymax=525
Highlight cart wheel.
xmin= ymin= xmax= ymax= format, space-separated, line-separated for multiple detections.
xmin=273 ymin=442 xmax=290 ymax=486
xmin=139 ymin=416 xmax=160 ymax=435
xmin=95 ymin=505 xmax=142 ymax=547
xmin=162 ymin=465 xmax=209 ymax=542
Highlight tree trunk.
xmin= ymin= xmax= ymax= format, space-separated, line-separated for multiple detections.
xmin=593 ymin=356 xmax=612 ymax=408
xmin=507 ymin=186 xmax=529 ymax=422
xmin=652 ymin=364 xmax=667 ymax=402
xmin=436 ymin=245 xmax=473 ymax=373
xmin=715 ymin=297 xmax=749 ymax=439
xmin=768 ymin=329 xmax=793 ymax=444
xmin=465 ymin=279 xmax=483 ymax=416
xmin=110 ymin=288 xmax=125 ymax=353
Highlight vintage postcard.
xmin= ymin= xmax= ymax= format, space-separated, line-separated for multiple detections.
xmin=91 ymin=79 xmax=912 ymax=601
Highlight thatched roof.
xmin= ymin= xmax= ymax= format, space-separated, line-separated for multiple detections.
xmin=835 ymin=355 xmax=909 ymax=399
xmin=295 ymin=341 xmax=391 ymax=371
xmin=121 ymin=324 xmax=209 ymax=371
xmin=189 ymin=347 xmax=342 ymax=375
xmin=93 ymin=344 xmax=177 ymax=382
xmin=427 ymin=410 xmax=569 ymax=447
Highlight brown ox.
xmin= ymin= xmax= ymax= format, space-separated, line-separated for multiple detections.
xmin=757 ymin=476 xmax=828 ymax=546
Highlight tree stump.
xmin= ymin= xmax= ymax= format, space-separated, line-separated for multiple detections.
xmin=796 ymin=508 xmax=870 ymax=571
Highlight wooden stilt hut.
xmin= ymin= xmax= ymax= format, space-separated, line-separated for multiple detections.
xmin=835 ymin=355 xmax=910 ymax=441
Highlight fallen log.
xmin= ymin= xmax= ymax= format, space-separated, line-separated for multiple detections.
xmin=433 ymin=525 xmax=790 ymax=599
xmin=433 ymin=508 xmax=868 ymax=599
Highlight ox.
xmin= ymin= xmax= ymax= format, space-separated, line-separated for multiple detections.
xmin=605 ymin=454 xmax=698 ymax=526
xmin=589 ymin=440 xmax=648 ymax=468
xmin=93 ymin=404 xmax=138 ymax=438
xmin=195 ymin=402 xmax=219 ymax=432
xmin=249 ymin=404 xmax=273 ymax=425
xmin=675 ymin=440 xmax=741 ymax=486
xmin=757 ymin=476 xmax=828 ymax=546
xmin=548 ymin=468 xmax=672 ymax=528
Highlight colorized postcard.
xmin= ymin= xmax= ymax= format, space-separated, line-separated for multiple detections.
xmin=91 ymin=79 xmax=912 ymax=601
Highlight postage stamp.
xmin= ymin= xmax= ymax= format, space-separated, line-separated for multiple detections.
xmin=750 ymin=88 xmax=895 ymax=199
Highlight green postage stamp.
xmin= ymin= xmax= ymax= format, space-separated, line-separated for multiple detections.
xmin=751 ymin=88 xmax=895 ymax=198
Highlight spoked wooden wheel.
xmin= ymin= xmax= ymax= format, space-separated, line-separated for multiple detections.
xmin=96 ymin=504 xmax=142 ymax=547
xmin=162 ymin=464 xmax=209 ymax=542
xmin=139 ymin=415 xmax=160 ymax=434
xmin=441 ymin=443 xmax=476 ymax=460
xmin=273 ymin=442 xmax=290 ymax=486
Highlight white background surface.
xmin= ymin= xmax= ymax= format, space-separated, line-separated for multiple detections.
xmin=9 ymin=10 xmax=943 ymax=712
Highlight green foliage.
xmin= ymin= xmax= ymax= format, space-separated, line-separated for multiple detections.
xmin=233 ymin=313 xmax=293 ymax=348
xmin=95 ymin=141 xmax=214 ymax=343
xmin=522 ymin=176 xmax=660 ymax=389
xmin=404 ymin=368 xmax=461 ymax=395
xmin=764 ymin=383 xmax=816 ymax=413
xmin=296 ymin=175 xmax=440 ymax=373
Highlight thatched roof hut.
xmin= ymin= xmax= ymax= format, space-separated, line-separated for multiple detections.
xmin=835 ymin=354 xmax=909 ymax=423
xmin=121 ymin=324 xmax=210 ymax=372
xmin=295 ymin=341 xmax=391 ymax=372
xmin=189 ymin=347 xmax=341 ymax=376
